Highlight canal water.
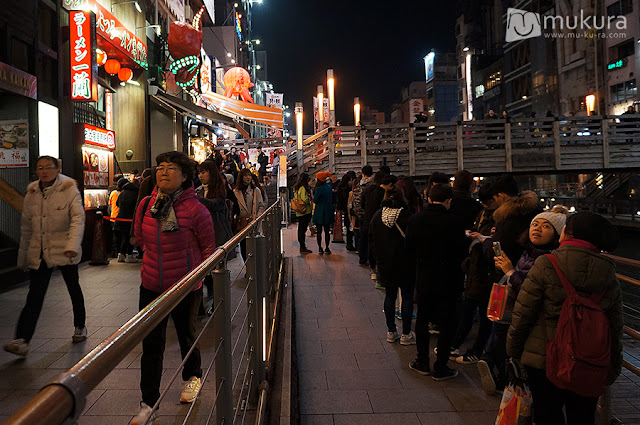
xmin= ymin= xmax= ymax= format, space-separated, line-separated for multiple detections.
xmin=612 ymin=227 xmax=640 ymax=329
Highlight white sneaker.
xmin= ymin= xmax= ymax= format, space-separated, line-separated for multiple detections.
xmin=130 ymin=402 xmax=158 ymax=425
xmin=400 ymin=331 xmax=417 ymax=346
xmin=386 ymin=331 xmax=400 ymax=343
xmin=72 ymin=327 xmax=87 ymax=342
xmin=117 ymin=253 xmax=125 ymax=262
xmin=4 ymin=338 xmax=28 ymax=357
xmin=180 ymin=376 xmax=202 ymax=403
xmin=371 ymin=273 xmax=377 ymax=281
xmin=125 ymin=254 xmax=138 ymax=263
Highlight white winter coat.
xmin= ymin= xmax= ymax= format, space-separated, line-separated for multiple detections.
xmin=18 ymin=174 xmax=85 ymax=269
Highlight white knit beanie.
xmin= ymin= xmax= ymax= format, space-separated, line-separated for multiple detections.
xmin=531 ymin=205 xmax=568 ymax=236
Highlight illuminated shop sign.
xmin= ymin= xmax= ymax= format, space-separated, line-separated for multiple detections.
xmin=607 ymin=59 xmax=626 ymax=70
xmin=63 ymin=0 xmax=148 ymax=68
xmin=235 ymin=12 xmax=242 ymax=41
xmin=70 ymin=11 xmax=98 ymax=101
xmin=83 ymin=123 xmax=115 ymax=150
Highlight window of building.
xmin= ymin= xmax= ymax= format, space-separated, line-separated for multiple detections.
xmin=610 ymin=79 xmax=637 ymax=103
xmin=11 ymin=38 xmax=30 ymax=73
xmin=616 ymin=40 xmax=634 ymax=60
xmin=486 ymin=71 xmax=502 ymax=90
xmin=38 ymin=2 xmax=57 ymax=51
xmin=607 ymin=0 xmax=632 ymax=16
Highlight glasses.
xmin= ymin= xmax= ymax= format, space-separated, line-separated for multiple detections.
xmin=156 ymin=166 xmax=181 ymax=174
xmin=36 ymin=165 xmax=58 ymax=171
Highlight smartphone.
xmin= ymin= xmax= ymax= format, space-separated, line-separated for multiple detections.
xmin=493 ymin=241 xmax=503 ymax=257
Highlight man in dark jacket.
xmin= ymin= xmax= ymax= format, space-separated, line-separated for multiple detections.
xmin=449 ymin=170 xmax=481 ymax=230
xmin=407 ymin=184 xmax=467 ymax=380
xmin=115 ymin=179 xmax=139 ymax=263
xmin=362 ymin=172 xmax=395 ymax=286
xmin=257 ymin=146 xmax=268 ymax=183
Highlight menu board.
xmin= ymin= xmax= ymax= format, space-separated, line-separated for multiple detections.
xmin=82 ymin=146 xmax=109 ymax=188
xmin=0 ymin=120 xmax=29 ymax=168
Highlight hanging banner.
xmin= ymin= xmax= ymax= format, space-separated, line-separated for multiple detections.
xmin=266 ymin=93 xmax=283 ymax=110
xmin=409 ymin=99 xmax=424 ymax=123
xmin=0 ymin=62 xmax=37 ymax=100
xmin=313 ymin=96 xmax=330 ymax=133
xmin=0 ymin=120 xmax=29 ymax=168
xmin=200 ymin=50 xmax=212 ymax=94
xmin=69 ymin=10 xmax=98 ymax=102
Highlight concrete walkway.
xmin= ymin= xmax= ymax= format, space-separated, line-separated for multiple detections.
xmin=285 ymin=226 xmax=640 ymax=425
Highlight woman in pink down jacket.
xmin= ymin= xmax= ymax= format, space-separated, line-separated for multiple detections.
xmin=130 ymin=151 xmax=215 ymax=425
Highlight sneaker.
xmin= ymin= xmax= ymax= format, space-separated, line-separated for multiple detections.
xmin=117 ymin=253 xmax=125 ymax=262
xmin=125 ymin=254 xmax=138 ymax=263
xmin=324 ymin=248 xmax=332 ymax=255
xmin=477 ymin=360 xmax=497 ymax=395
xmin=456 ymin=352 xmax=480 ymax=365
xmin=180 ymin=376 xmax=202 ymax=403
xmin=433 ymin=347 xmax=459 ymax=358
xmin=386 ymin=331 xmax=400 ymax=343
xmin=370 ymin=272 xmax=377 ymax=280
xmin=375 ymin=282 xmax=385 ymax=291
xmin=130 ymin=402 xmax=158 ymax=425
xmin=409 ymin=360 xmax=431 ymax=376
xmin=432 ymin=367 xmax=459 ymax=381
xmin=400 ymin=331 xmax=416 ymax=346
xmin=72 ymin=327 xmax=87 ymax=343
xmin=4 ymin=338 xmax=28 ymax=357
xmin=318 ymin=247 xmax=324 ymax=255
xmin=395 ymin=310 xmax=402 ymax=319
xmin=300 ymin=247 xmax=312 ymax=254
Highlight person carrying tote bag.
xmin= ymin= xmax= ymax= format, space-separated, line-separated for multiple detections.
xmin=233 ymin=169 xmax=265 ymax=261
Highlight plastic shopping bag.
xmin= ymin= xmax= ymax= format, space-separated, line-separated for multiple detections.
xmin=487 ymin=283 xmax=509 ymax=322
xmin=495 ymin=382 xmax=533 ymax=425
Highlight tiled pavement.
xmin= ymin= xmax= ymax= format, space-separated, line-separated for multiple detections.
xmin=285 ymin=226 xmax=640 ymax=425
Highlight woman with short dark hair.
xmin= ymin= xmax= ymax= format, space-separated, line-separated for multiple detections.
xmin=234 ymin=168 xmax=265 ymax=261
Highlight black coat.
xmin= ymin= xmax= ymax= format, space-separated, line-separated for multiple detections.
xmin=369 ymin=203 xmax=412 ymax=285
xmin=449 ymin=188 xmax=482 ymax=230
xmin=257 ymin=152 xmax=268 ymax=171
xmin=406 ymin=203 xmax=467 ymax=297
xmin=115 ymin=181 xmax=139 ymax=231
xmin=361 ymin=184 xmax=385 ymax=230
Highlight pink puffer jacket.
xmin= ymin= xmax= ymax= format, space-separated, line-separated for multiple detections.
xmin=135 ymin=186 xmax=215 ymax=293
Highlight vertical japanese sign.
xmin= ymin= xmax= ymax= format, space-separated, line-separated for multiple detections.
xmin=200 ymin=51 xmax=212 ymax=94
xmin=70 ymin=10 xmax=98 ymax=102
xmin=313 ymin=96 xmax=329 ymax=133
xmin=266 ymin=93 xmax=283 ymax=110
xmin=105 ymin=92 xmax=113 ymax=130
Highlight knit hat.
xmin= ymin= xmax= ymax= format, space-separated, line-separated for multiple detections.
xmin=565 ymin=211 xmax=620 ymax=252
xmin=316 ymin=171 xmax=331 ymax=182
xmin=531 ymin=205 xmax=568 ymax=236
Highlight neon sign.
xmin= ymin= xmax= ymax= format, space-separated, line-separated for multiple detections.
xmin=70 ymin=11 xmax=98 ymax=101
xmin=83 ymin=123 xmax=115 ymax=150
xmin=607 ymin=59 xmax=626 ymax=70
xmin=235 ymin=12 xmax=242 ymax=41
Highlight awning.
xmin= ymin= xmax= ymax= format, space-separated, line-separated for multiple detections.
xmin=201 ymin=92 xmax=284 ymax=129
xmin=153 ymin=90 xmax=237 ymax=126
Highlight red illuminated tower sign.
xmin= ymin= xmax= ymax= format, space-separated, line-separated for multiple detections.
xmin=70 ymin=10 xmax=98 ymax=102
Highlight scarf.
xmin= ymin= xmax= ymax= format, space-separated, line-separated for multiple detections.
xmin=150 ymin=187 xmax=184 ymax=232
xmin=560 ymin=238 xmax=600 ymax=253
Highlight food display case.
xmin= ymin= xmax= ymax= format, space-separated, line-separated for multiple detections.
xmin=76 ymin=123 xmax=115 ymax=209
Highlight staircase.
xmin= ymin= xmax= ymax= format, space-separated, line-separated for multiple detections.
xmin=0 ymin=232 xmax=27 ymax=292
xmin=582 ymin=172 xmax=634 ymax=198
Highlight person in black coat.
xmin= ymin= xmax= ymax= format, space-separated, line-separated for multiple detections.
xmin=336 ymin=173 xmax=355 ymax=250
xmin=115 ymin=179 xmax=139 ymax=262
xmin=370 ymin=186 xmax=415 ymax=344
xmin=449 ymin=170 xmax=481 ymax=230
xmin=406 ymin=183 xmax=467 ymax=380
xmin=257 ymin=146 xmax=268 ymax=183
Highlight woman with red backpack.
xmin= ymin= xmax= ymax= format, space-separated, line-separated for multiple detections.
xmin=506 ymin=212 xmax=623 ymax=425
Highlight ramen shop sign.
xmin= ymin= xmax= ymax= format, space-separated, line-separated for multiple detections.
xmin=70 ymin=11 xmax=98 ymax=101
xmin=84 ymin=124 xmax=115 ymax=150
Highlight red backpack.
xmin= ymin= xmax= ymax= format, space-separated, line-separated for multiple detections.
xmin=544 ymin=254 xmax=611 ymax=398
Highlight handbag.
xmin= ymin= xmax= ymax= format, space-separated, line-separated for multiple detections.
xmin=487 ymin=282 xmax=509 ymax=322
xmin=495 ymin=360 xmax=533 ymax=425
xmin=290 ymin=187 xmax=307 ymax=214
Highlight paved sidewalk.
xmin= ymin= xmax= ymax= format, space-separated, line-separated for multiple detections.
xmin=285 ymin=225 xmax=640 ymax=425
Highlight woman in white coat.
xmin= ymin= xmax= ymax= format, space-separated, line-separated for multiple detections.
xmin=4 ymin=156 xmax=87 ymax=357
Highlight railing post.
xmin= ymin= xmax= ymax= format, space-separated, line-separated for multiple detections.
xmin=360 ymin=127 xmax=367 ymax=166
xmin=553 ymin=120 xmax=562 ymax=170
xmin=504 ymin=122 xmax=512 ymax=172
xmin=246 ymin=235 xmax=266 ymax=405
xmin=328 ymin=130 xmax=335 ymax=174
xmin=601 ymin=119 xmax=610 ymax=169
xmin=456 ymin=123 xmax=463 ymax=170
xmin=212 ymin=265 xmax=233 ymax=425
xmin=408 ymin=125 xmax=416 ymax=176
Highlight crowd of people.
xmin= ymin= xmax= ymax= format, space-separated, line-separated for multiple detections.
xmin=3 ymin=150 xmax=272 ymax=425
xmin=292 ymin=166 xmax=624 ymax=424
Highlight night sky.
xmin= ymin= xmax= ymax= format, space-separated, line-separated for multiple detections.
xmin=252 ymin=0 xmax=458 ymax=132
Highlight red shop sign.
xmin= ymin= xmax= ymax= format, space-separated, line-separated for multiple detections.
xmin=69 ymin=10 xmax=98 ymax=102
xmin=63 ymin=0 xmax=148 ymax=68
xmin=83 ymin=123 xmax=116 ymax=150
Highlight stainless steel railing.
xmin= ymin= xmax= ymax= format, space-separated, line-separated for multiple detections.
xmin=3 ymin=199 xmax=285 ymax=425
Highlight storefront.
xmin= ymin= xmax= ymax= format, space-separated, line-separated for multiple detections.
xmin=78 ymin=123 xmax=115 ymax=209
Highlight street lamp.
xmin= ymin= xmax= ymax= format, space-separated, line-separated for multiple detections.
xmin=317 ymin=85 xmax=324 ymax=130
xmin=295 ymin=102 xmax=303 ymax=170
xmin=354 ymin=97 xmax=361 ymax=126
xmin=327 ymin=69 xmax=335 ymax=126
xmin=111 ymin=0 xmax=142 ymax=13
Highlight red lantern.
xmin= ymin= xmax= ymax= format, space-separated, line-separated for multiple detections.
xmin=96 ymin=49 xmax=107 ymax=66
xmin=104 ymin=59 xmax=121 ymax=75
xmin=118 ymin=67 xmax=133 ymax=82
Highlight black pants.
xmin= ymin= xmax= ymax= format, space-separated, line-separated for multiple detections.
xmin=358 ymin=229 xmax=369 ymax=265
xmin=297 ymin=214 xmax=312 ymax=248
xmin=16 ymin=261 xmax=85 ymax=343
xmin=111 ymin=223 xmax=121 ymax=256
xmin=316 ymin=224 xmax=331 ymax=249
xmin=526 ymin=367 xmax=598 ymax=425
xmin=384 ymin=281 xmax=414 ymax=335
xmin=139 ymin=285 xmax=203 ymax=407
xmin=415 ymin=289 xmax=457 ymax=372
xmin=481 ymin=322 xmax=509 ymax=386
xmin=343 ymin=210 xmax=353 ymax=247
xmin=451 ymin=297 xmax=492 ymax=355
xmin=119 ymin=230 xmax=133 ymax=255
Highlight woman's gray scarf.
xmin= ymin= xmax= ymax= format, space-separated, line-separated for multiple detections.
xmin=150 ymin=187 xmax=184 ymax=232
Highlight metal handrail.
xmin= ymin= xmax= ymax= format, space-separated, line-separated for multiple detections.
xmin=3 ymin=200 xmax=282 ymax=425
